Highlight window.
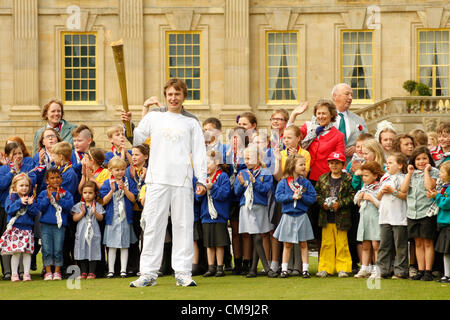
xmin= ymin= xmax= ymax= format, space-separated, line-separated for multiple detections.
xmin=418 ymin=29 xmax=449 ymax=96
xmin=266 ymin=31 xmax=299 ymax=104
xmin=62 ymin=32 xmax=97 ymax=104
xmin=341 ymin=31 xmax=373 ymax=101
xmin=166 ymin=32 xmax=201 ymax=103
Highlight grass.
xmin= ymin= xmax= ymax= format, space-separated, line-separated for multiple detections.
xmin=1 ymin=254 xmax=449 ymax=300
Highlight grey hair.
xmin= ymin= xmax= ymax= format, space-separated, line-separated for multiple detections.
xmin=331 ymin=83 xmax=351 ymax=98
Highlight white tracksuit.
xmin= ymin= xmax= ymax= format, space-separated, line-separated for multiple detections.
xmin=133 ymin=110 xmax=207 ymax=278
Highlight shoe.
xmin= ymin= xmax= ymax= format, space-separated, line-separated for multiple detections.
xmin=130 ymin=275 xmax=157 ymax=288
xmin=203 ymin=270 xmax=216 ymax=277
xmin=267 ymin=270 xmax=278 ymax=278
xmin=80 ymin=273 xmax=87 ymax=280
xmin=338 ymin=271 xmax=349 ymax=278
xmin=43 ymin=272 xmax=53 ymax=281
xmin=2 ymin=272 xmax=11 ymax=281
xmin=354 ymin=269 xmax=371 ymax=278
xmin=391 ymin=274 xmax=407 ymax=279
xmin=215 ymin=269 xmax=225 ymax=277
xmin=409 ymin=265 xmax=418 ymax=278
xmin=316 ymin=270 xmax=329 ymax=278
xmin=421 ymin=271 xmax=433 ymax=281
xmin=11 ymin=274 xmax=20 ymax=282
xmin=106 ymin=272 xmax=114 ymax=279
xmin=302 ymin=271 xmax=311 ymax=278
xmin=127 ymin=271 xmax=136 ymax=277
xmin=410 ymin=271 xmax=424 ymax=280
xmin=246 ymin=271 xmax=257 ymax=278
xmin=176 ymin=274 xmax=197 ymax=287
xmin=30 ymin=264 xmax=37 ymax=271
xmin=291 ymin=270 xmax=301 ymax=276
xmin=87 ymin=273 xmax=96 ymax=280
xmin=53 ymin=272 xmax=62 ymax=280
xmin=280 ymin=271 xmax=289 ymax=278
xmin=23 ymin=273 xmax=32 ymax=281
xmin=432 ymin=270 xmax=441 ymax=278
xmin=120 ymin=272 xmax=127 ymax=278
xmin=437 ymin=276 xmax=450 ymax=283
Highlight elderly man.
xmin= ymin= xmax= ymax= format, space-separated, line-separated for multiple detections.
xmin=331 ymin=83 xmax=368 ymax=161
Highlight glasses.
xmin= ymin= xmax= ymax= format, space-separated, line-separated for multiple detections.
xmin=44 ymin=134 xmax=57 ymax=139
xmin=270 ymin=118 xmax=286 ymax=122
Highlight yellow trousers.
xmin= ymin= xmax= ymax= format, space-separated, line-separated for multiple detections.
xmin=318 ymin=223 xmax=352 ymax=275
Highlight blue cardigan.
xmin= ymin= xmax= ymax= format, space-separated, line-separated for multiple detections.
xmin=5 ymin=193 xmax=40 ymax=230
xmin=99 ymin=177 xmax=137 ymax=225
xmin=195 ymin=172 xmax=231 ymax=224
xmin=234 ymin=168 xmax=273 ymax=207
xmin=37 ymin=189 xmax=74 ymax=227
xmin=275 ymin=176 xmax=317 ymax=216
xmin=0 ymin=163 xmax=38 ymax=206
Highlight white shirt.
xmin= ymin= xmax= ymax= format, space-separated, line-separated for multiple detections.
xmin=378 ymin=173 xmax=407 ymax=226
xmin=133 ymin=110 xmax=207 ymax=188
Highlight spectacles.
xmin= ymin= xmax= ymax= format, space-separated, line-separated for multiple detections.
xmin=270 ymin=118 xmax=286 ymax=122
xmin=44 ymin=134 xmax=57 ymax=139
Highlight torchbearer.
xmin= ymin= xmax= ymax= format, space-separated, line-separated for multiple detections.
xmin=124 ymin=78 xmax=207 ymax=287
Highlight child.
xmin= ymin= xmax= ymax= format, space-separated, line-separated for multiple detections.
xmin=352 ymin=139 xmax=386 ymax=191
xmin=237 ymin=112 xmax=258 ymax=144
xmin=392 ymin=133 xmax=415 ymax=161
xmin=99 ymin=157 xmax=138 ymax=278
xmin=71 ymin=125 xmax=94 ymax=179
xmin=203 ymin=117 xmax=227 ymax=166
xmin=375 ymin=152 xmax=409 ymax=279
xmin=234 ymin=145 xmax=274 ymax=277
xmin=346 ymin=133 xmax=374 ymax=176
xmin=374 ymin=120 xmax=396 ymax=157
xmin=435 ymin=122 xmax=450 ymax=168
xmin=274 ymin=154 xmax=316 ymax=278
xmin=79 ymin=148 xmax=111 ymax=193
xmin=0 ymin=174 xmax=39 ymax=281
xmin=270 ymin=109 xmax=289 ymax=151
xmin=104 ymin=124 xmax=133 ymax=166
xmin=34 ymin=128 xmax=62 ymax=169
xmin=353 ymin=161 xmax=384 ymax=278
xmin=71 ymin=181 xmax=105 ymax=279
xmin=196 ymin=152 xmax=231 ymax=277
xmin=315 ymin=152 xmax=355 ymax=277
xmin=428 ymin=131 xmax=440 ymax=157
xmin=50 ymin=141 xmax=79 ymax=197
xmin=429 ymin=162 xmax=450 ymax=282
xmin=401 ymin=146 xmax=439 ymax=281
xmin=409 ymin=129 xmax=429 ymax=147
xmin=37 ymin=168 xmax=74 ymax=280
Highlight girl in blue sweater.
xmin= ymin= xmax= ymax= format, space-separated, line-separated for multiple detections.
xmin=274 ymin=154 xmax=316 ymax=278
xmin=196 ymin=152 xmax=231 ymax=278
xmin=0 ymin=174 xmax=39 ymax=281
xmin=234 ymin=145 xmax=276 ymax=278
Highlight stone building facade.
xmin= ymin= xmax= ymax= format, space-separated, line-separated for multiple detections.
xmin=0 ymin=0 xmax=449 ymax=153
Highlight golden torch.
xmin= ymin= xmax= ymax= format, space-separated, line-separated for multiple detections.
xmin=111 ymin=39 xmax=133 ymax=138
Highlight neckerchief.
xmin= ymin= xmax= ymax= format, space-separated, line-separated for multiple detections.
xmin=92 ymin=167 xmax=103 ymax=179
xmin=82 ymin=201 xmax=96 ymax=247
xmin=43 ymin=150 xmax=53 ymax=169
xmin=132 ymin=167 xmax=145 ymax=191
xmin=206 ymin=169 xmax=222 ymax=219
xmin=74 ymin=151 xmax=84 ymax=164
xmin=354 ymin=181 xmax=380 ymax=212
xmin=229 ymin=140 xmax=241 ymax=186
xmin=244 ymin=166 xmax=261 ymax=210
xmin=427 ymin=179 xmax=446 ymax=217
xmin=301 ymin=117 xmax=334 ymax=150
xmin=287 ymin=176 xmax=304 ymax=208
xmin=5 ymin=194 xmax=28 ymax=232
xmin=112 ymin=176 xmax=129 ymax=222
xmin=111 ymin=145 xmax=121 ymax=157
xmin=49 ymin=188 xmax=66 ymax=229
xmin=59 ymin=161 xmax=72 ymax=174
xmin=48 ymin=121 xmax=63 ymax=133
xmin=8 ymin=161 xmax=21 ymax=175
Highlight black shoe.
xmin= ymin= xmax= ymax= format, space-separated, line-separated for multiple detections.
xmin=280 ymin=271 xmax=289 ymax=278
xmin=30 ymin=264 xmax=37 ymax=271
xmin=240 ymin=260 xmax=250 ymax=275
xmin=302 ymin=271 xmax=311 ymax=278
xmin=203 ymin=270 xmax=216 ymax=277
xmin=106 ymin=272 xmax=114 ymax=278
xmin=437 ymin=276 xmax=450 ymax=283
xmin=421 ymin=271 xmax=433 ymax=281
xmin=215 ymin=270 xmax=225 ymax=277
xmin=410 ymin=271 xmax=424 ymax=280
xmin=246 ymin=271 xmax=257 ymax=278
xmin=267 ymin=270 xmax=278 ymax=278
xmin=2 ymin=273 xmax=11 ymax=281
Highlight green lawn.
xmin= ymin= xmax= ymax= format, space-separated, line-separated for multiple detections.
xmin=1 ymin=255 xmax=449 ymax=300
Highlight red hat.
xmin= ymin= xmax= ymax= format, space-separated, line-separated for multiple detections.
xmin=327 ymin=151 xmax=346 ymax=163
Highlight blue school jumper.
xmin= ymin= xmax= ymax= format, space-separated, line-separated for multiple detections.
xmin=37 ymin=189 xmax=74 ymax=227
xmin=5 ymin=193 xmax=40 ymax=230
xmin=234 ymin=167 xmax=273 ymax=207
xmin=275 ymin=176 xmax=317 ymax=216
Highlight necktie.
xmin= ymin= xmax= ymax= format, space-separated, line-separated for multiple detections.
xmin=338 ymin=113 xmax=347 ymax=144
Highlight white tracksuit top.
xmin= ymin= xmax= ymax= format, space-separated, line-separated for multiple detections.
xmin=133 ymin=110 xmax=207 ymax=188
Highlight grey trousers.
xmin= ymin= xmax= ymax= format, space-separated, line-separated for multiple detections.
xmin=376 ymin=224 xmax=408 ymax=277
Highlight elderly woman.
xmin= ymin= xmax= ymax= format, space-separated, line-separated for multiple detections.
xmin=288 ymin=99 xmax=345 ymax=183
xmin=33 ymin=99 xmax=77 ymax=155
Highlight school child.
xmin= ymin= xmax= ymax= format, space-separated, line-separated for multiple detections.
xmin=126 ymin=144 xmax=149 ymax=276
xmin=234 ymin=145 xmax=275 ymax=278
xmin=352 ymin=139 xmax=386 ymax=191
xmin=428 ymin=131 xmax=440 ymax=158
xmin=374 ymin=121 xmax=396 ymax=157
xmin=274 ymin=154 xmax=316 ymax=278
xmin=269 ymin=108 xmax=289 ymax=151
xmin=71 ymin=125 xmax=94 ymax=180
xmin=315 ymin=152 xmax=355 ymax=278
xmin=435 ymin=122 xmax=450 ymax=168
xmin=37 ymin=168 xmax=74 ymax=280
xmin=0 ymin=174 xmax=39 ymax=281
xmin=203 ymin=117 xmax=227 ymax=165
xmin=392 ymin=133 xmax=415 ymax=161
xmin=34 ymin=128 xmax=61 ymax=169
xmin=428 ymin=162 xmax=450 ymax=282
xmin=225 ymin=126 xmax=247 ymax=275
xmin=196 ymin=152 xmax=231 ymax=277
xmin=237 ymin=112 xmax=258 ymax=144
xmin=71 ymin=181 xmax=105 ymax=279
xmin=346 ymin=133 xmax=374 ymax=176
xmin=79 ymin=148 xmax=111 ymax=193
xmin=353 ymin=161 xmax=385 ymax=278
xmin=375 ymin=153 xmax=409 ymax=279
xmin=99 ymin=157 xmax=138 ymax=278
xmin=401 ymin=146 xmax=439 ymax=281
xmin=5 ymin=136 xmax=34 ymax=168
xmin=104 ymin=124 xmax=133 ymax=166
xmin=409 ymin=129 xmax=429 ymax=147
xmin=0 ymin=142 xmax=37 ymax=280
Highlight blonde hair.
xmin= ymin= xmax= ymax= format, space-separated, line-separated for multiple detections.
xmin=427 ymin=132 xmax=438 ymax=147
xmin=10 ymin=173 xmax=32 ymax=195
xmin=106 ymin=124 xmax=124 ymax=139
xmin=440 ymin=161 xmax=450 ymax=181
xmin=283 ymin=153 xmax=305 ymax=178
xmin=362 ymin=138 xmax=386 ymax=169
xmin=52 ymin=141 xmax=73 ymax=161
xmin=107 ymin=156 xmax=127 ymax=170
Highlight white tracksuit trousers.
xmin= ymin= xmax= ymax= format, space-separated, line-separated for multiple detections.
xmin=139 ymin=183 xmax=194 ymax=279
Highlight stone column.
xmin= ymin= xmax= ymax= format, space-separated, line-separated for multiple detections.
xmin=11 ymin=0 xmax=40 ymax=118
xmin=222 ymin=0 xmax=251 ymax=127
xmin=119 ymin=0 xmax=144 ymax=107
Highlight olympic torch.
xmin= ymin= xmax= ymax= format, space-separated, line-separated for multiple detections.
xmin=111 ymin=39 xmax=133 ymax=138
